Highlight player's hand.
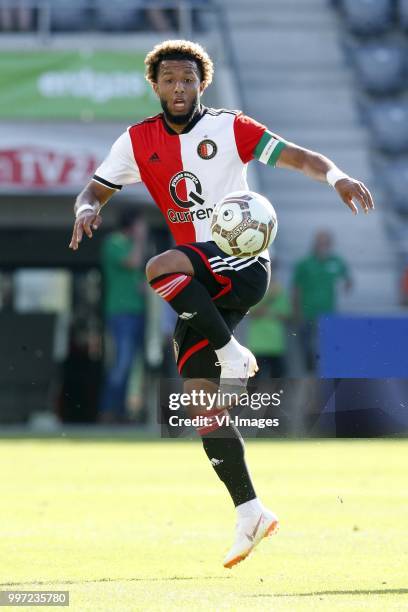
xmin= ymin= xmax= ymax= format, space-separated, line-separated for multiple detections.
xmin=335 ymin=178 xmax=375 ymax=215
xmin=69 ymin=212 xmax=102 ymax=250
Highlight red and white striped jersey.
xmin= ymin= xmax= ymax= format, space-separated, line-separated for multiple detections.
xmin=93 ymin=106 xmax=285 ymax=248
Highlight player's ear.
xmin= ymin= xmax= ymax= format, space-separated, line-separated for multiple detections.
xmin=199 ymin=81 xmax=206 ymax=94
xmin=152 ymin=82 xmax=159 ymax=97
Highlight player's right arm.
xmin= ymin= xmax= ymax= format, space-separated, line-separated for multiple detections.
xmin=69 ymin=130 xmax=141 ymax=251
xmin=69 ymin=181 xmax=114 ymax=251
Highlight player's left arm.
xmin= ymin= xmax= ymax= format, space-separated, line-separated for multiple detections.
xmin=274 ymin=139 xmax=374 ymax=215
xmin=234 ymin=113 xmax=374 ymax=214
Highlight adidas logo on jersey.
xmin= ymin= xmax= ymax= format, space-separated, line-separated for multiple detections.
xmin=149 ymin=152 xmax=160 ymax=162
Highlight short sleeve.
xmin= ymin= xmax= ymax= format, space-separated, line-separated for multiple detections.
xmin=93 ymin=130 xmax=141 ymax=190
xmin=233 ymin=113 xmax=267 ymax=163
xmin=233 ymin=113 xmax=287 ymax=166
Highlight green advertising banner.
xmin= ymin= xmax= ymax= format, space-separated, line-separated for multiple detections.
xmin=0 ymin=50 xmax=160 ymax=120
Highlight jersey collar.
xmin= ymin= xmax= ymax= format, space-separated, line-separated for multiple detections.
xmin=161 ymin=105 xmax=207 ymax=135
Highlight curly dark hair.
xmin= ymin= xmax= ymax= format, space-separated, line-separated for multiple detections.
xmin=145 ymin=39 xmax=214 ymax=89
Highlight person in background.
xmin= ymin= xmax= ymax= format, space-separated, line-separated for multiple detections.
xmin=400 ymin=263 xmax=408 ymax=307
xmin=0 ymin=0 xmax=33 ymax=31
xmin=144 ymin=4 xmax=178 ymax=32
xmin=247 ymin=262 xmax=291 ymax=378
xmin=292 ymin=230 xmax=352 ymax=372
xmin=99 ymin=208 xmax=147 ymax=424
xmin=144 ymin=0 xmax=209 ymax=33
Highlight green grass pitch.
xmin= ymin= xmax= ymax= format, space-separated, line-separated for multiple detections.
xmin=0 ymin=438 xmax=407 ymax=611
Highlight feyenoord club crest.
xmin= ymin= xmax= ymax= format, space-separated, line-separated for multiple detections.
xmin=197 ymin=139 xmax=217 ymax=160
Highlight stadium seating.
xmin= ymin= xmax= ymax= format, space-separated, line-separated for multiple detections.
xmin=352 ymin=43 xmax=405 ymax=95
xmin=47 ymin=0 xmax=204 ymax=33
xmin=379 ymin=158 xmax=408 ymax=212
xmin=94 ymin=0 xmax=143 ymax=32
xmin=336 ymin=0 xmax=408 ymax=265
xmin=367 ymin=101 xmax=408 ymax=154
xmin=50 ymin=0 xmax=90 ymax=32
xmin=342 ymin=0 xmax=394 ymax=35
xmin=398 ymin=0 xmax=408 ymax=30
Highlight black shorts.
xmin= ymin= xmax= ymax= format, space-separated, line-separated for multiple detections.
xmin=172 ymin=240 xmax=270 ymax=379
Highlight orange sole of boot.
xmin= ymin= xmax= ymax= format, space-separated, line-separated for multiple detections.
xmin=223 ymin=519 xmax=279 ymax=569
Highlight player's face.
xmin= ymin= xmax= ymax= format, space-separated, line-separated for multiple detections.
xmin=153 ymin=60 xmax=204 ymax=125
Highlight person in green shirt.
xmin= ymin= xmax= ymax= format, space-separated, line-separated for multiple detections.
xmin=248 ymin=267 xmax=291 ymax=378
xmin=99 ymin=208 xmax=147 ymax=423
xmin=293 ymin=230 xmax=352 ymax=372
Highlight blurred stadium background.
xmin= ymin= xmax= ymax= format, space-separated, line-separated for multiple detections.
xmin=0 ymin=0 xmax=408 ymax=437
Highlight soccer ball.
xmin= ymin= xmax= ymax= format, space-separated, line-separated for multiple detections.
xmin=211 ymin=190 xmax=278 ymax=257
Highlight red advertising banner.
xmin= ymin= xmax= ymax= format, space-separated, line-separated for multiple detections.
xmin=0 ymin=147 xmax=98 ymax=189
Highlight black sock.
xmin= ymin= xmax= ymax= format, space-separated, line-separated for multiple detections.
xmin=150 ymin=272 xmax=231 ymax=349
xmin=201 ymin=422 xmax=256 ymax=506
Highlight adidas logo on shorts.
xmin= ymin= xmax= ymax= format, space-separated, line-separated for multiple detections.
xmin=179 ymin=311 xmax=197 ymax=320
xmin=210 ymin=458 xmax=224 ymax=466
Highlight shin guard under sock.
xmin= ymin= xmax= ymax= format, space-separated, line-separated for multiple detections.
xmin=150 ymin=273 xmax=231 ymax=349
xmin=201 ymin=422 xmax=256 ymax=507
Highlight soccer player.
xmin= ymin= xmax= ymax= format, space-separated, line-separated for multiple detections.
xmin=69 ymin=40 xmax=374 ymax=568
